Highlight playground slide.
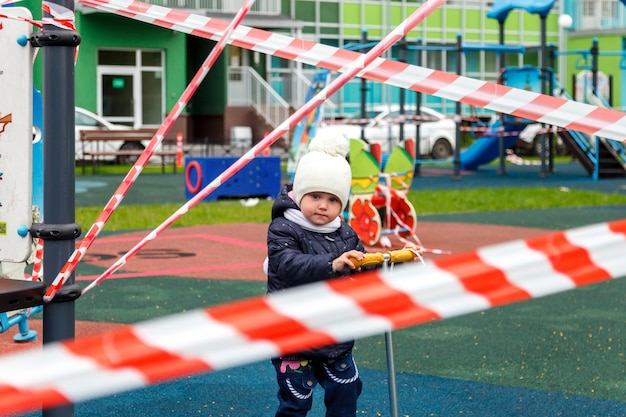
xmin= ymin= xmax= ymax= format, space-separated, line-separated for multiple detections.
xmin=459 ymin=117 xmax=519 ymax=170
xmin=553 ymin=77 xmax=626 ymax=178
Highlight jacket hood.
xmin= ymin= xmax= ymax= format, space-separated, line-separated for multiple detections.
xmin=271 ymin=184 xmax=299 ymax=220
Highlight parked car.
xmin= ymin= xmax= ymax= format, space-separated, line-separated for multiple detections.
xmin=75 ymin=107 xmax=145 ymax=162
xmin=316 ymin=106 xmax=456 ymax=159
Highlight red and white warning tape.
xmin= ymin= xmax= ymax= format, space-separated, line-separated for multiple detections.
xmin=41 ymin=1 xmax=76 ymax=31
xmin=77 ymin=0 xmax=626 ymax=143
xmin=0 ymin=219 xmax=624 ymax=416
xmin=505 ymin=149 xmax=542 ymax=166
xmin=43 ymin=0 xmax=257 ymax=302
xmin=322 ymin=114 xmax=439 ymax=126
xmin=76 ymin=0 xmax=445 ymax=294
xmin=44 ymin=0 xmax=625 ymax=301
xmin=29 ymin=238 xmax=44 ymax=281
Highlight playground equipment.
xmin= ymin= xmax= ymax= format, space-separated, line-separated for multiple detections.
xmin=405 ymin=33 xmax=529 ymax=174
xmin=464 ymin=0 xmax=554 ymax=174
xmin=184 ymin=155 xmax=281 ymax=202
xmin=350 ymin=247 xmax=422 ymax=417
xmin=3 ymin=0 xmax=626 ymax=414
xmin=499 ymin=63 xmax=626 ymax=179
xmin=470 ymin=0 xmax=626 ymax=178
xmin=553 ymin=38 xmax=626 ymax=178
xmin=0 ymin=11 xmax=45 ymax=342
xmin=348 ymin=137 xmax=419 ymax=248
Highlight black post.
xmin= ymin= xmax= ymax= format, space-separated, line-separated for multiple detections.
xmin=538 ymin=14 xmax=548 ymax=178
xmin=453 ymin=32 xmax=462 ymax=180
xmin=498 ymin=19 xmax=506 ymax=72
xmin=497 ymin=19 xmax=506 ymax=176
xmin=548 ymin=44 xmax=556 ymax=173
xmin=591 ymin=37 xmax=599 ymax=98
xmin=360 ymin=29 xmax=368 ymax=143
xmin=414 ymin=37 xmax=422 ymax=177
xmin=398 ymin=37 xmax=407 ymax=147
xmin=35 ymin=0 xmax=81 ymax=416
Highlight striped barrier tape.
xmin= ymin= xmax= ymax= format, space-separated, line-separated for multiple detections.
xmin=505 ymin=149 xmax=542 ymax=166
xmin=42 ymin=0 xmax=257 ymax=302
xmin=0 ymin=8 xmax=43 ymax=28
xmin=321 ymin=114 xmax=440 ymax=125
xmin=29 ymin=238 xmax=44 ymax=282
xmin=77 ymin=0 xmax=446 ymax=295
xmin=1 ymin=218 xmax=625 ymax=415
xmin=41 ymin=1 xmax=76 ymax=31
xmin=76 ymin=0 xmax=626 ymax=143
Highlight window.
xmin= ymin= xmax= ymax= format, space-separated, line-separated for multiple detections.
xmin=97 ymin=49 xmax=164 ymax=128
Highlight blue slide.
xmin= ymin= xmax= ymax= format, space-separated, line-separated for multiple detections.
xmin=460 ymin=65 xmax=541 ymax=170
xmin=460 ymin=118 xmax=519 ymax=170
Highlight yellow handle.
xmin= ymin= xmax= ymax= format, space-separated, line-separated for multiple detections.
xmin=388 ymin=249 xmax=417 ymax=264
xmin=350 ymin=253 xmax=385 ymax=268
xmin=350 ymin=249 xmax=417 ymax=268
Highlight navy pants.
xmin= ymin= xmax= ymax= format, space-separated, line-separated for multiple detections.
xmin=271 ymin=353 xmax=362 ymax=417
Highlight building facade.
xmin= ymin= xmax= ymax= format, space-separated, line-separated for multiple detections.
xmin=19 ymin=0 xmax=626 ymax=144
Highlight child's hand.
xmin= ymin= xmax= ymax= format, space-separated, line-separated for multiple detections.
xmin=402 ymin=243 xmax=423 ymax=261
xmin=332 ymin=250 xmax=365 ymax=272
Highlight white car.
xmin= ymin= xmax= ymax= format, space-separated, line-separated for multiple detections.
xmin=316 ymin=106 xmax=456 ymax=159
xmin=75 ymin=107 xmax=145 ymax=162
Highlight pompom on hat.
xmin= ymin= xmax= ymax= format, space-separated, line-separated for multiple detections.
xmin=293 ymin=131 xmax=352 ymax=209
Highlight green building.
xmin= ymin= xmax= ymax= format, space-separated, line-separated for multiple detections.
xmin=19 ymin=0 xmax=626 ymax=145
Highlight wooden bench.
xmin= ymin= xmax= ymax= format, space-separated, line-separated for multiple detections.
xmin=79 ymin=129 xmax=182 ymax=174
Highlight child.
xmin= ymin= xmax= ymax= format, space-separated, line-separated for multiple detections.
xmin=266 ymin=132 xmax=365 ymax=417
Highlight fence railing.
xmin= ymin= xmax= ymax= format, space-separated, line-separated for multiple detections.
xmin=142 ymin=0 xmax=280 ymax=14
xmin=228 ymin=66 xmax=292 ymax=141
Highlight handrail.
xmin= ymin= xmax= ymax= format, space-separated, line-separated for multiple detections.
xmin=292 ymin=69 xmax=338 ymax=112
xmin=558 ymin=78 xmax=626 ymax=165
xmin=553 ymin=80 xmax=597 ymax=161
xmin=140 ymin=0 xmax=280 ymax=14
xmin=228 ymin=66 xmax=291 ymax=141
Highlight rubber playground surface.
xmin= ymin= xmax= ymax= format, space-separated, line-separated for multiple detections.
xmin=3 ymin=161 xmax=626 ymax=416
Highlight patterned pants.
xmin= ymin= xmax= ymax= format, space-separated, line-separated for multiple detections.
xmin=271 ymin=353 xmax=362 ymax=417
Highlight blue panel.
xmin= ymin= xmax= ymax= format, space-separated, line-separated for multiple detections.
xmin=184 ymin=156 xmax=281 ymax=202
xmin=487 ymin=0 xmax=556 ymax=21
xmin=32 ymin=87 xmax=43 ymax=217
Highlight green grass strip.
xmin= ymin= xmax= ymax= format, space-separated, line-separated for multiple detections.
xmin=75 ymin=188 xmax=626 ymax=231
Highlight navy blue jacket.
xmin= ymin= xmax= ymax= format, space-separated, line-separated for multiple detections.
xmin=267 ymin=184 xmax=366 ymax=359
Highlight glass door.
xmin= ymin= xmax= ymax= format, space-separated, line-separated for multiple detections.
xmin=102 ymin=73 xmax=134 ymax=125
xmin=97 ymin=49 xmax=165 ymax=128
xmin=98 ymin=67 xmax=138 ymax=127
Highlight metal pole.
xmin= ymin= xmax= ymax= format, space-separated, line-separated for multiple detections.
xmin=548 ymin=44 xmax=556 ymax=173
xmin=497 ymin=20 xmax=506 ymax=176
xmin=360 ymin=29 xmax=368 ymax=143
xmin=414 ymin=37 xmax=422 ymax=177
xmin=453 ymin=32 xmax=462 ymax=180
xmin=498 ymin=18 xmax=506 ymax=72
xmin=590 ymin=37 xmax=600 ymax=180
xmin=398 ymin=37 xmax=407 ymax=147
xmin=591 ymin=37 xmax=599 ymax=101
xmin=383 ymin=262 xmax=398 ymax=417
xmin=35 ymin=0 xmax=81 ymax=415
xmin=385 ymin=331 xmax=399 ymax=417
xmin=538 ymin=15 xmax=548 ymax=178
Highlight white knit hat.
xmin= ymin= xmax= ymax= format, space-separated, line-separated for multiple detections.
xmin=293 ymin=131 xmax=352 ymax=209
